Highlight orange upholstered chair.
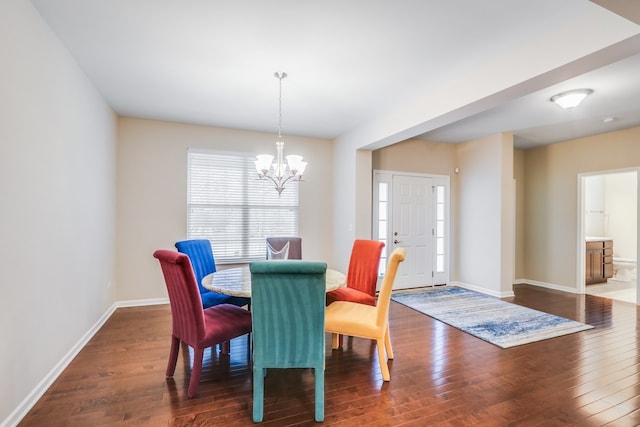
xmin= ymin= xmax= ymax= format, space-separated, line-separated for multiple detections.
xmin=326 ymin=239 xmax=385 ymax=306
xmin=325 ymin=247 xmax=406 ymax=381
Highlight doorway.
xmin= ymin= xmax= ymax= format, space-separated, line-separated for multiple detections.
xmin=373 ymin=171 xmax=450 ymax=289
xmin=578 ymin=169 xmax=639 ymax=304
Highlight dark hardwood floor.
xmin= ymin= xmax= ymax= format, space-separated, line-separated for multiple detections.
xmin=19 ymin=284 xmax=640 ymax=426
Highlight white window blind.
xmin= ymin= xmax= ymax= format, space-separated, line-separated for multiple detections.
xmin=187 ymin=149 xmax=299 ymax=263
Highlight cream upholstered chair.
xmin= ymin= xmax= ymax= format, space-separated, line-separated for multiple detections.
xmin=324 ymin=247 xmax=406 ymax=381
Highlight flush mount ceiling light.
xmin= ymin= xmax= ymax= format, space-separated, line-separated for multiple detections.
xmin=550 ymin=88 xmax=593 ymax=110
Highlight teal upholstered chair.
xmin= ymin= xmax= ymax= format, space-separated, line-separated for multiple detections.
xmin=250 ymin=260 xmax=327 ymax=423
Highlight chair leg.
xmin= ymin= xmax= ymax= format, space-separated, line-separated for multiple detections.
xmin=246 ymin=333 xmax=252 ymax=362
xmin=166 ymin=336 xmax=180 ymax=377
xmin=314 ymin=366 xmax=324 ymax=422
xmin=187 ymin=348 xmax=204 ymax=398
xmin=384 ymin=326 xmax=394 ymax=359
xmin=376 ymin=339 xmax=390 ymax=381
xmin=331 ymin=333 xmax=340 ymax=349
xmin=253 ymin=366 xmax=264 ymax=422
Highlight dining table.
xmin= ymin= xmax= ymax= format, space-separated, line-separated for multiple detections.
xmin=202 ymin=264 xmax=346 ymax=298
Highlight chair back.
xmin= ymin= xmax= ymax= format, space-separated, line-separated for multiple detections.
xmin=375 ymin=248 xmax=406 ymax=327
xmin=346 ymin=240 xmax=385 ymax=296
xmin=175 ymin=239 xmax=216 ymax=294
xmin=250 ymin=260 xmax=326 ymax=367
xmin=266 ymin=237 xmax=302 ymax=260
xmin=153 ymin=249 xmax=205 ymax=346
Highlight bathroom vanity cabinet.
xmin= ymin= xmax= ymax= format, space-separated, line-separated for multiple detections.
xmin=586 ymin=239 xmax=613 ymax=285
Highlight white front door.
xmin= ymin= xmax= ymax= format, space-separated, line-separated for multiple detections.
xmin=373 ymin=171 xmax=450 ymax=290
xmin=392 ymin=175 xmax=432 ymax=289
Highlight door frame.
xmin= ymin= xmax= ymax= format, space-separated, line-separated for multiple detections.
xmin=576 ymin=167 xmax=640 ymax=304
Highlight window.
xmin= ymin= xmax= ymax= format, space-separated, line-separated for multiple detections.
xmin=187 ymin=149 xmax=298 ymax=263
xmin=377 ymin=180 xmax=389 ymax=276
xmin=435 ymin=184 xmax=446 ymax=273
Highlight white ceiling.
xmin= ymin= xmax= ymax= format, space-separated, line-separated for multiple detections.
xmin=30 ymin=0 xmax=640 ymax=150
xmin=419 ymin=51 xmax=640 ymax=149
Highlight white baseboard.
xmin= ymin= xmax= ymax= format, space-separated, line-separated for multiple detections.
xmin=450 ymin=281 xmax=515 ymax=298
xmin=116 ymin=297 xmax=169 ymax=308
xmin=2 ymin=298 xmax=169 ymax=427
xmin=518 ymin=279 xmax=581 ymax=294
xmin=450 ymin=279 xmax=578 ymax=298
xmin=2 ymin=302 xmax=117 ymax=427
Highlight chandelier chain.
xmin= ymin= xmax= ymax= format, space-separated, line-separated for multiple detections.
xmin=276 ymin=71 xmax=286 ymax=139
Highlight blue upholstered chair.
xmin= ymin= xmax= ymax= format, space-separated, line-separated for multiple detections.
xmin=175 ymin=239 xmax=250 ymax=308
xmin=250 ymin=260 xmax=327 ymax=422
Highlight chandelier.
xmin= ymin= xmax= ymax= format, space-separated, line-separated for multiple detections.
xmin=254 ymin=71 xmax=307 ymax=195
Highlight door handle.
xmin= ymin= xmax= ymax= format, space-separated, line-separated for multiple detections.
xmin=394 ymin=240 xmax=401 ymax=244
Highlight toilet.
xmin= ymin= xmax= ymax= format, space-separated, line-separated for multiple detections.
xmin=612 ymin=257 xmax=637 ymax=282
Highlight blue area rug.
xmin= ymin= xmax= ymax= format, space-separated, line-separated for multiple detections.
xmin=391 ymin=286 xmax=594 ymax=348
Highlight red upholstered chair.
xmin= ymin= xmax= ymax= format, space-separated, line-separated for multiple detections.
xmin=326 ymin=239 xmax=385 ymax=307
xmin=153 ymin=249 xmax=252 ymax=398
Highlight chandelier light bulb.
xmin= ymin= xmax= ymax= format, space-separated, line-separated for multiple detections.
xmin=254 ymin=154 xmax=274 ymax=175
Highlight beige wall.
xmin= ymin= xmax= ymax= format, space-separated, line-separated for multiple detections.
xmin=332 ymin=132 xmax=363 ymax=273
xmin=0 ymin=1 xmax=117 ymax=424
xmin=355 ymin=150 xmax=373 ymax=247
xmin=456 ymin=134 xmax=514 ymax=296
xmin=372 ymin=139 xmax=459 ymax=278
xmin=4 ymin=1 xmax=639 ymax=424
xmin=524 ymin=126 xmax=640 ymax=290
xmin=499 ymin=133 xmax=515 ymax=294
xmin=372 ymin=138 xmax=457 ymax=175
xmin=514 ymin=149 xmax=526 ymax=280
xmin=116 ymin=118 xmax=334 ymax=301
xmin=330 ymin=5 xmax=639 ymax=274
xmin=373 ymin=135 xmax=514 ymax=297
xmin=372 ymin=128 xmax=640 ymax=295
xmin=604 ymin=172 xmax=637 ymax=260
